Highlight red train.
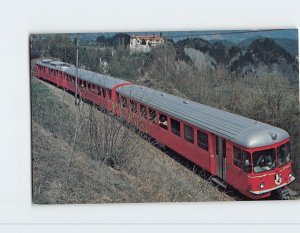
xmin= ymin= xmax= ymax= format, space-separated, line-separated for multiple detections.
xmin=34 ymin=59 xmax=296 ymax=200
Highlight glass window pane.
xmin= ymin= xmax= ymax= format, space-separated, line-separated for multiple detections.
xmin=149 ymin=108 xmax=156 ymax=123
xmin=130 ymin=100 xmax=137 ymax=113
xmin=97 ymin=87 xmax=102 ymax=96
xmin=197 ymin=131 xmax=208 ymax=151
xmin=184 ymin=125 xmax=194 ymax=143
xmin=242 ymin=151 xmax=252 ymax=173
xmin=253 ymin=149 xmax=276 ymax=173
xmin=159 ymin=113 xmax=168 ymax=130
xmin=140 ymin=104 xmax=147 ymax=119
xmin=122 ymin=96 xmax=127 ymax=108
xmin=216 ymin=137 xmax=219 ymax=155
xmin=171 ymin=118 xmax=180 ymax=136
xmin=277 ymin=142 xmax=291 ymax=167
xmin=233 ymin=146 xmax=242 ymax=168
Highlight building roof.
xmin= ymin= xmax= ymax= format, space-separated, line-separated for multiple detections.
xmin=131 ymin=35 xmax=163 ymax=41
xmin=116 ymin=85 xmax=289 ymax=148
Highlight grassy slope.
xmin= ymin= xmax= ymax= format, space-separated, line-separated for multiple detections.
xmin=32 ymin=77 xmax=233 ymax=204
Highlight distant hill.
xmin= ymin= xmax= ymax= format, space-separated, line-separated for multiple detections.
xmin=175 ymin=38 xmax=239 ymax=65
xmin=238 ymin=36 xmax=298 ymax=57
xmin=74 ymin=29 xmax=298 ymax=44
xmin=175 ymin=37 xmax=298 ymax=82
xmin=230 ymin=38 xmax=298 ymax=81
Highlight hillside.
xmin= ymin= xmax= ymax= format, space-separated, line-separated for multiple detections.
xmin=31 ymin=77 xmax=234 ymax=204
xmin=238 ymin=37 xmax=298 ymax=57
xmin=230 ymin=38 xmax=298 ymax=81
xmin=174 ymin=37 xmax=298 ymax=82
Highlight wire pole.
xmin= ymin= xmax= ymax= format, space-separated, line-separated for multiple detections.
xmin=75 ymin=33 xmax=79 ymax=106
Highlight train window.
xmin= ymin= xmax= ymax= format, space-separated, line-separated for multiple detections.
xmin=108 ymin=90 xmax=112 ymax=99
xmin=253 ymin=149 xmax=276 ymax=173
xmin=116 ymin=93 xmax=120 ymax=103
xmin=159 ymin=113 xmax=168 ymax=130
xmin=122 ymin=96 xmax=127 ymax=108
xmin=243 ymin=151 xmax=252 ymax=173
xmin=149 ymin=108 xmax=156 ymax=123
xmin=197 ymin=130 xmax=208 ymax=151
xmin=223 ymin=139 xmax=226 ymax=158
xmin=215 ymin=136 xmax=219 ymax=155
xmin=97 ymin=86 xmax=102 ymax=96
xmin=171 ymin=118 xmax=180 ymax=136
xmin=277 ymin=142 xmax=291 ymax=168
xmin=83 ymin=81 xmax=87 ymax=88
xmin=102 ymin=89 xmax=106 ymax=98
xmin=140 ymin=104 xmax=147 ymax=119
xmin=184 ymin=125 xmax=194 ymax=144
xmin=130 ymin=100 xmax=137 ymax=113
xmin=233 ymin=146 xmax=242 ymax=168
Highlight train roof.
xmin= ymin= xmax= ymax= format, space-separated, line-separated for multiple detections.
xmin=64 ymin=67 xmax=128 ymax=89
xmin=116 ymin=85 xmax=289 ymax=148
xmin=36 ymin=60 xmax=127 ymax=89
xmin=41 ymin=59 xmax=53 ymax=63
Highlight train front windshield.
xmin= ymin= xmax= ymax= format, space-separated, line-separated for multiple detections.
xmin=251 ymin=142 xmax=291 ymax=173
xmin=277 ymin=142 xmax=291 ymax=167
xmin=252 ymin=149 xmax=276 ymax=173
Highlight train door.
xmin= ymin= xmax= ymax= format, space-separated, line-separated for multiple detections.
xmin=215 ymin=137 xmax=226 ymax=179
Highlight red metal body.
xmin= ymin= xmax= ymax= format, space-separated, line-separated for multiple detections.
xmin=34 ymin=62 xmax=295 ymax=200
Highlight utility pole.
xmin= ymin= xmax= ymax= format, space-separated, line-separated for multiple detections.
xmin=75 ymin=33 xmax=79 ymax=106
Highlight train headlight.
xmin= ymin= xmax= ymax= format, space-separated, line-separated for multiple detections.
xmin=260 ymin=182 xmax=265 ymax=189
xmin=289 ymin=173 xmax=294 ymax=181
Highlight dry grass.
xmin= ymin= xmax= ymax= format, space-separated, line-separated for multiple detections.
xmin=31 ymin=77 xmax=234 ymax=204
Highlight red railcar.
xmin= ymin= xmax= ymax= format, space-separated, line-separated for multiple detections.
xmin=34 ymin=59 xmax=296 ymax=200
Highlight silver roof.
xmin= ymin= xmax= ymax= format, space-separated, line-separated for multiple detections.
xmin=65 ymin=67 xmax=128 ymax=89
xmin=36 ymin=60 xmax=127 ymax=89
xmin=50 ymin=61 xmax=67 ymax=66
xmin=41 ymin=59 xmax=53 ymax=63
xmin=116 ymin=85 xmax=289 ymax=148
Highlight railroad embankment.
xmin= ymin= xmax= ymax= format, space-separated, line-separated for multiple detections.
xmin=32 ymin=77 xmax=233 ymax=204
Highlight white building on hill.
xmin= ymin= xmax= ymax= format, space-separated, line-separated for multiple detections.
xmin=130 ymin=35 xmax=164 ymax=53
